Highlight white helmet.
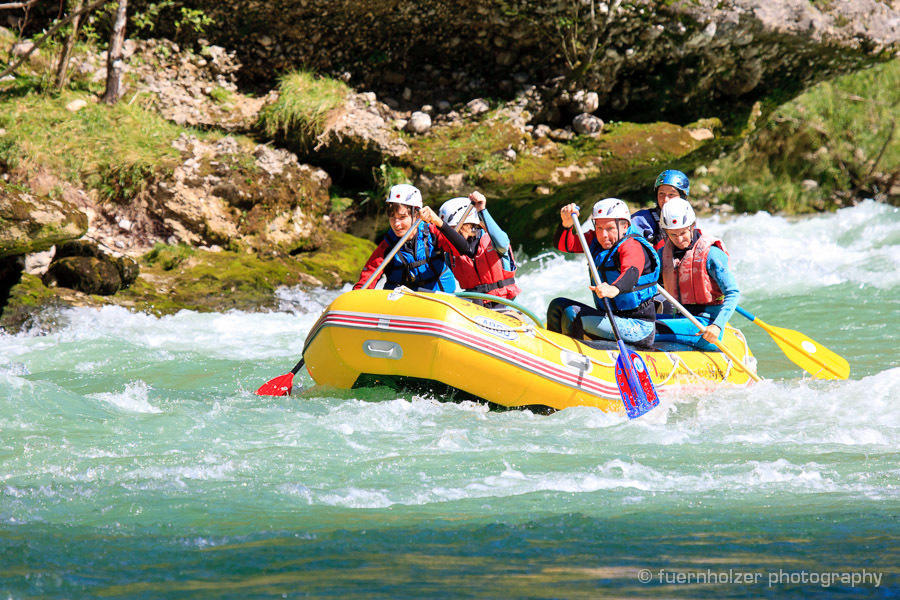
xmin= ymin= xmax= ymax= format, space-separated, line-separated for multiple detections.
xmin=591 ymin=198 xmax=631 ymax=222
xmin=386 ymin=184 xmax=423 ymax=208
xmin=439 ymin=197 xmax=479 ymax=227
xmin=659 ymin=197 xmax=696 ymax=229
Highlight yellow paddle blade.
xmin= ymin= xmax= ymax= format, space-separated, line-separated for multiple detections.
xmin=756 ymin=319 xmax=850 ymax=380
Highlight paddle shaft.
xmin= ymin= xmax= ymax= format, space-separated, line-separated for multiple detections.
xmin=570 ymin=215 xmax=650 ymax=410
xmin=734 ymin=306 xmax=756 ymax=322
xmin=656 ymin=287 xmax=761 ymax=382
xmin=360 ymin=217 xmax=424 ymax=290
xmin=570 ymin=216 xmax=627 ymax=344
xmin=289 ymin=357 xmax=305 ymax=375
xmin=454 ymin=203 xmax=476 ymax=232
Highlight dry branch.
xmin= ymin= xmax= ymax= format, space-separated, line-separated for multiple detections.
xmin=0 ymin=0 xmax=109 ymax=80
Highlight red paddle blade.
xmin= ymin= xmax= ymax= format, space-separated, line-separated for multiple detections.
xmin=255 ymin=372 xmax=294 ymax=396
xmin=613 ymin=346 xmax=659 ymax=419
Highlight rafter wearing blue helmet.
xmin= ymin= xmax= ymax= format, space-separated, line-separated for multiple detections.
xmin=631 ymin=169 xmax=690 ymax=245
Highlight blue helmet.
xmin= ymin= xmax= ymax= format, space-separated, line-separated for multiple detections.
xmin=654 ymin=169 xmax=690 ymax=198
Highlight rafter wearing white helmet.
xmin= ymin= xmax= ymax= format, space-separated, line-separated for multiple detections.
xmin=659 ymin=197 xmax=696 ymax=230
xmin=386 ymin=184 xmax=423 ymax=208
xmin=439 ymin=197 xmax=480 ymax=228
xmin=591 ymin=198 xmax=631 ymax=222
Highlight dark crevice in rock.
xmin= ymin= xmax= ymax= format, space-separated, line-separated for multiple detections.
xmin=0 ymin=256 xmax=25 ymax=319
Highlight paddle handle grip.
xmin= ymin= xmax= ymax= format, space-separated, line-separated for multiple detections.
xmin=735 ymin=306 xmax=755 ymax=321
xmin=361 ymin=217 xmax=424 ymax=290
xmin=290 ymin=358 xmax=305 ymax=375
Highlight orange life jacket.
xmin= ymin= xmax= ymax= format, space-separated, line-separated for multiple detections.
xmin=661 ymin=234 xmax=727 ymax=305
xmin=448 ymin=233 xmax=520 ymax=300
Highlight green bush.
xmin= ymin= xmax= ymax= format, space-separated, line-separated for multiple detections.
xmin=701 ymin=58 xmax=899 ymax=212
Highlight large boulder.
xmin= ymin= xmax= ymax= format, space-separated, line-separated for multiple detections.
xmin=263 ymin=89 xmax=410 ymax=180
xmin=0 ymin=183 xmax=88 ymax=258
xmin=99 ymin=134 xmax=335 ymax=254
xmin=42 ymin=256 xmax=122 ymax=295
xmin=41 ymin=240 xmax=139 ymax=295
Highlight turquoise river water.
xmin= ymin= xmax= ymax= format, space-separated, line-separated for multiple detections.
xmin=1 ymin=201 xmax=898 ymax=598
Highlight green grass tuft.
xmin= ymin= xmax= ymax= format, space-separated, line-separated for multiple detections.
xmin=0 ymin=88 xmax=211 ymax=200
xmin=208 ymin=85 xmax=233 ymax=105
xmin=256 ymin=70 xmax=350 ymax=149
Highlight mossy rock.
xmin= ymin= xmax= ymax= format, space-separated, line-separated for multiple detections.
xmin=116 ymin=231 xmax=375 ymax=315
xmin=0 ymin=183 xmax=88 ymax=258
xmin=403 ymin=120 xmax=525 ymax=178
xmin=291 ymin=230 xmax=376 ymax=285
xmin=0 ymin=273 xmax=63 ymax=333
xmin=43 ymin=256 xmax=123 ymax=296
xmin=0 ymin=231 xmax=377 ymax=327
xmin=402 ymin=119 xmax=728 ymax=249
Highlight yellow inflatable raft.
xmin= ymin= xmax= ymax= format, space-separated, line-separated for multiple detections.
xmin=302 ymin=288 xmax=757 ymax=413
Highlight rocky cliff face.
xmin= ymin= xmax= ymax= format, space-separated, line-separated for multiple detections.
xmin=135 ymin=0 xmax=900 ymax=125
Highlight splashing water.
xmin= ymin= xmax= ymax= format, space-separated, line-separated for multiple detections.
xmin=1 ymin=203 xmax=897 ymax=598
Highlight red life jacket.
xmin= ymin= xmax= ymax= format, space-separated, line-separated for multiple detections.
xmin=661 ymin=234 xmax=727 ymax=305
xmin=448 ymin=233 xmax=520 ymax=300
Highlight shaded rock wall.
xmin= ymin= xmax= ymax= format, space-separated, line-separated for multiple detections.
xmin=132 ymin=0 xmax=900 ymax=125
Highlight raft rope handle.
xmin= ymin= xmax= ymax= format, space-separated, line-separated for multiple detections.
xmin=404 ymin=290 xmax=535 ymax=333
xmin=406 ymin=290 xmax=613 ymax=366
xmin=403 ymin=289 xmax=750 ymax=386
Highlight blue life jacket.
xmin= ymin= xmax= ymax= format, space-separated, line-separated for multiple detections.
xmin=630 ymin=209 xmax=661 ymax=244
xmin=383 ymin=222 xmax=453 ymax=291
xmin=588 ymin=233 xmax=660 ymax=311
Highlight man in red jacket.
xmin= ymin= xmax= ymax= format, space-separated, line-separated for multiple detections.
xmin=547 ymin=198 xmax=660 ymax=347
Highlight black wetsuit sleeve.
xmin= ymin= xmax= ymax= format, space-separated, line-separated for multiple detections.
xmin=439 ymin=221 xmax=474 ymax=257
xmin=613 ymin=267 xmax=640 ymax=293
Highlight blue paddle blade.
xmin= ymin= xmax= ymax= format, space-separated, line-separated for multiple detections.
xmin=613 ymin=343 xmax=660 ymax=419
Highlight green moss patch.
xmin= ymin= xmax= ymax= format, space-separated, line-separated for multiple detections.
xmin=115 ymin=231 xmax=375 ymax=314
xmin=404 ymin=120 xmax=524 ymax=177
xmin=0 ymin=273 xmax=63 ymax=332
xmin=292 ymin=230 xmax=375 ymax=284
